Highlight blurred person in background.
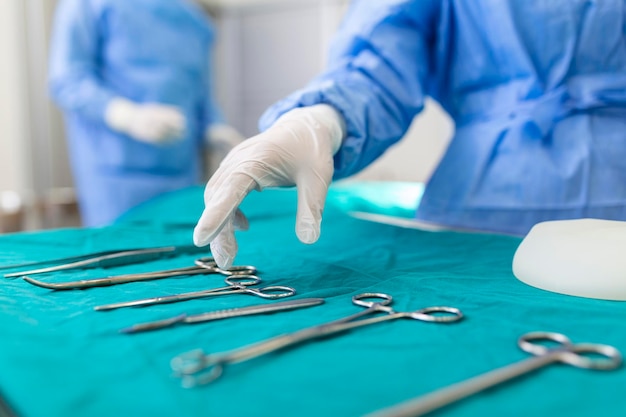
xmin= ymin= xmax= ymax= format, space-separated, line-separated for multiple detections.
xmin=49 ymin=0 xmax=243 ymax=227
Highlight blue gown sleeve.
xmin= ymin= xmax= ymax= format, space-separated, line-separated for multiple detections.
xmin=48 ymin=0 xmax=115 ymax=124
xmin=258 ymin=0 xmax=439 ymax=179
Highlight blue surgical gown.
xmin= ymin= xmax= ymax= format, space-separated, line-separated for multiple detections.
xmin=49 ymin=0 xmax=223 ymax=227
xmin=260 ymin=0 xmax=626 ymax=235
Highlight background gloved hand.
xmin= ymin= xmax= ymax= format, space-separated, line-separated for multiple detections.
xmin=193 ymin=104 xmax=346 ymax=268
xmin=204 ymin=123 xmax=247 ymax=179
xmin=205 ymin=123 xmax=246 ymax=153
xmin=104 ymin=97 xmax=186 ymax=144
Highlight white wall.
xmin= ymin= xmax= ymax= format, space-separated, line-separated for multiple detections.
xmin=0 ymin=0 xmax=75 ymax=229
xmin=24 ymin=0 xmax=74 ymax=195
xmin=0 ymin=1 xmax=31 ymax=194
xmin=0 ymin=0 xmax=72 ymax=199
xmin=211 ymin=1 xmax=347 ymax=137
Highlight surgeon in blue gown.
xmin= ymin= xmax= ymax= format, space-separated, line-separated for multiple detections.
xmin=49 ymin=0 xmax=243 ymax=227
xmin=192 ymin=0 xmax=626 ymax=268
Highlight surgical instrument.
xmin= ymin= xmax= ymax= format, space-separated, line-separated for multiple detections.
xmin=170 ymin=292 xmax=463 ymax=387
xmin=3 ymin=245 xmax=208 ymax=278
xmin=21 ymin=257 xmax=256 ymax=290
xmin=120 ymin=298 xmax=325 ymax=334
xmin=95 ymin=275 xmax=296 ymax=311
xmin=365 ymin=331 xmax=622 ymax=417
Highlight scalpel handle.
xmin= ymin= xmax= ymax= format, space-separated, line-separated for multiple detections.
xmin=120 ymin=314 xmax=188 ymax=333
xmin=121 ymin=298 xmax=325 ymax=334
xmin=185 ymin=298 xmax=325 ymax=323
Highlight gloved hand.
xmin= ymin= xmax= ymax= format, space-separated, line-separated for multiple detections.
xmin=193 ymin=104 xmax=346 ymax=268
xmin=104 ymin=97 xmax=186 ymax=144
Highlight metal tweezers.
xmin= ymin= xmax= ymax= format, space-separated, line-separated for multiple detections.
xmin=21 ymin=257 xmax=256 ymax=290
xmin=3 ymin=245 xmax=208 ymax=278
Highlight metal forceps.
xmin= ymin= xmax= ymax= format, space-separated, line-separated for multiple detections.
xmin=170 ymin=292 xmax=464 ymax=387
xmin=21 ymin=257 xmax=256 ymax=290
xmin=365 ymin=331 xmax=623 ymax=417
xmin=94 ymin=275 xmax=295 ymax=311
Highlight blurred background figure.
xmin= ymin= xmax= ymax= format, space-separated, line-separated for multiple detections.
xmin=48 ymin=0 xmax=244 ymax=226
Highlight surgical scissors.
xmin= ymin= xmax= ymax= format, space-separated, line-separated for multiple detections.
xmin=365 ymin=331 xmax=622 ymax=417
xmin=3 ymin=245 xmax=208 ymax=277
xmin=94 ymin=275 xmax=295 ymax=311
xmin=170 ymin=293 xmax=463 ymax=387
xmin=21 ymin=257 xmax=256 ymax=290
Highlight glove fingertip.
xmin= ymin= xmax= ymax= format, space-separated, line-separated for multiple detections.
xmin=193 ymin=215 xmax=218 ymax=247
xmin=193 ymin=227 xmax=211 ymax=247
xmin=210 ymin=242 xmax=235 ymax=270
xmin=296 ymin=224 xmax=320 ymax=244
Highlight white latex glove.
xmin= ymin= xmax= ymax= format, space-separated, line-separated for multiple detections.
xmin=104 ymin=98 xmax=186 ymax=144
xmin=193 ymin=104 xmax=346 ymax=268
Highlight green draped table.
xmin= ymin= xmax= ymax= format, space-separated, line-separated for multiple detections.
xmin=1 ymin=182 xmax=624 ymax=417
